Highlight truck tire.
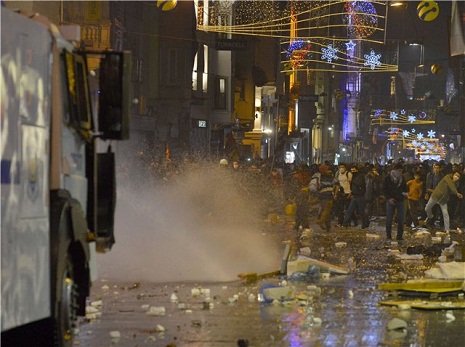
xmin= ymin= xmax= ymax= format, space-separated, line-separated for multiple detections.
xmin=51 ymin=196 xmax=78 ymax=347
xmin=55 ymin=253 xmax=78 ymax=347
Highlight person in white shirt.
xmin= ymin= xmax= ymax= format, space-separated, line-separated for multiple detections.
xmin=333 ymin=163 xmax=357 ymax=227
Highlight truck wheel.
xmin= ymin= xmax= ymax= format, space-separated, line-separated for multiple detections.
xmin=55 ymin=253 xmax=78 ymax=347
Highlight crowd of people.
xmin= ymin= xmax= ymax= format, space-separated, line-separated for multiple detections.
xmin=118 ymin=147 xmax=465 ymax=244
xmin=286 ymin=160 xmax=464 ymax=244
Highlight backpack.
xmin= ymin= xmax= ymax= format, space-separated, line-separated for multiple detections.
xmin=309 ymin=174 xmax=320 ymax=193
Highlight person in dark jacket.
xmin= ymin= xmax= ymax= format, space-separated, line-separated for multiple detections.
xmin=424 ymin=162 xmax=444 ymax=226
xmin=383 ymin=163 xmax=408 ymax=243
xmin=291 ymin=164 xmax=312 ymax=231
xmin=315 ymin=164 xmax=336 ymax=232
xmin=364 ymin=165 xmax=381 ymax=226
xmin=342 ymin=165 xmax=368 ymax=229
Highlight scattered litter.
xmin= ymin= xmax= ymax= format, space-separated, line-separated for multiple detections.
xmin=348 ymin=290 xmax=354 ymax=298
xmin=446 ymin=310 xmax=455 ymax=322
xmin=110 ymin=331 xmax=121 ymax=341
xmin=442 ymin=242 xmax=459 ymax=257
xmin=86 ymin=306 xmax=99 ymax=314
xmin=381 ymin=300 xmax=465 ymax=310
xmin=397 ymin=304 xmax=411 ymax=310
xmin=335 ymin=242 xmax=347 ymax=248
xmin=299 ymin=247 xmax=311 ymax=257
xmin=145 ymin=336 xmax=156 ymax=343
xmin=170 ymin=293 xmax=178 ymax=302
xmin=425 ymin=261 xmax=465 ymax=279
xmin=101 ymin=285 xmax=109 ymax=291
xmin=191 ymin=320 xmax=202 ymax=327
xmin=287 ymin=256 xmax=349 ymax=276
xmin=260 ymin=283 xmax=295 ymax=303
xmin=191 ymin=287 xmax=201 ymax=297
xmin=388 ymin=249 xmax=401 ymax=254
xmin=395 ymin=253 xmax=424 ymax=261
xmin=156 ymin=324 xmax=165 ymax=332
xmin=146 ymin=306 xmax=166 ymax=316
xmin=90 ymin=300 xmax=102 ymax=307
xmin=366 ymin=233 xmax=380 ymax=239
xmin=387 ymin=317 xmax=407 ymax=331
xmin=248 ymin=293 xmax=256 ymax=302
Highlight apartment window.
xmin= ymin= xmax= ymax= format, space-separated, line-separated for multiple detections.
xmin=161 ymin=49 xmax=178 ymax=86
xmin=214 ymin=76 xmax=227 ymax=109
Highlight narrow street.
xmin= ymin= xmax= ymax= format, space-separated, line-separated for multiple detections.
xmin=76 ymin=203 xmax=465 ymax=347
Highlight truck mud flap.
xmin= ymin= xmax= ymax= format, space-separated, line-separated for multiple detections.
xmin=96 ymin=151 xmax=116 ymax=251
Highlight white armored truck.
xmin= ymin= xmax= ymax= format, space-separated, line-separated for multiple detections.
xmin=1 ymin=7 xmax=131 ymax=346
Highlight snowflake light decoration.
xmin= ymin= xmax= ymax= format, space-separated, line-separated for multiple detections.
xmin=412 ymin=140 xmax=419 ymax=147
xmin=321 ymin=44 xmax=338 ymax=63
xmin=402 ymin=130 xmax=409 ymax=137
xmin=389 ymin=111 xmax=398 ymax=121
xmin=417 ymin=133 xmax=424 ymax=140
xmin=364 ymin=50 xmax=381 ymax=70
xmin=427 ymin=130 xmax=436 ymax=139
xmin=408 ymin=115 xmax=416 ymax=123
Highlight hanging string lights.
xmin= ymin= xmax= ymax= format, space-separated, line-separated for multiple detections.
xmin=197 ymin=0 xmax=397 ymax=74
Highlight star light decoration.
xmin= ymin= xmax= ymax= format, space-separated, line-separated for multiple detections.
xmin=364 ymin=50 xmax=382 ymax=70
xmin=321 ymin=44 xmax=338 ymax=63
xmin=345 ymin=40 xmax=356 ymax=54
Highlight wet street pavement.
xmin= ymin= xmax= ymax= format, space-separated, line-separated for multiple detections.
xmin=76 ymin=212 xmax=465 ymax=347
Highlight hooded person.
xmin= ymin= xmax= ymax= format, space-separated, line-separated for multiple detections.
xmin=383 ymin=163 xmax=408 ymax=243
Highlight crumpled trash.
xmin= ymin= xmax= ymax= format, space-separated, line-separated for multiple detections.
xmin=406 ymin=244 xmax=448 ymax=257
xmin=260 ymin=283 xmax=295 ymax=303
xmin=425 ymin=261 xmax=465 ymax=279
xmin=395 ymin=253 xmax=424 ymax=260
xmin=387 ymin=317 xmax=407 ymax=331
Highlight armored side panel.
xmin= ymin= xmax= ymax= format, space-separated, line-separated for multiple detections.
xmin=1 ymin=8 xmax=52 ymax=331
